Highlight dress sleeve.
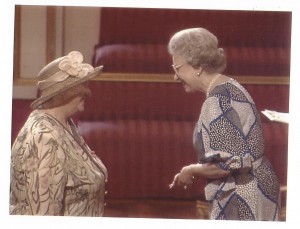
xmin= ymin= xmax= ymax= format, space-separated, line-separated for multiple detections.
xmin=199 ymin=96 xmax=252 ymax=173
xmin=25 ymin=128 xmax=67 ymax=215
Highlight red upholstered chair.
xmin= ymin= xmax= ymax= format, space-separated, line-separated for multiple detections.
xmin=94 ymin=8 xmax=291 ymax=77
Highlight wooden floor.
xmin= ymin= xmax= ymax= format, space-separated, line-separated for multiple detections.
xmin=103 ymin=199 xmax=208 ymax=219
xmin=103 ymin=198 xmax=286 ymax=221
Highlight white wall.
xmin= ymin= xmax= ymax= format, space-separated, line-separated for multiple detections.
xmin=20 ymin=6 xmax=47 ymax=79
xmin=13 ymin=5 xmax=101 ymax=99
xmin=63 ymin=6 xmax=100 ymax=64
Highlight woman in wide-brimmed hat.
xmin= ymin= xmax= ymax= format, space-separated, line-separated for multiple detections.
xmin=10 ymin=51 xmax=108 ymax=216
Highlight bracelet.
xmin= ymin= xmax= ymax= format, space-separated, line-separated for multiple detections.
xmin=189 ymin=165 xmax=196 ymax=180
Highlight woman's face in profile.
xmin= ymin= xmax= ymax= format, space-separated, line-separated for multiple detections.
xmin=172 ymin=55 xmax=200 ymax=93
xmin=68 ymin=95 xmax=87 ymax=114
xmin=67 ymin=83 xmax=91 ymax=114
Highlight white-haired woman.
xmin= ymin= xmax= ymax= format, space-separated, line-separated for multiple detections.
xmin=10 ymin=51 xmax=108 ymax=216
xmin=168 ymin=28 xmax=280 ymax=221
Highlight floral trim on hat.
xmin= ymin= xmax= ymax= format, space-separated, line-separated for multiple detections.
xmin=32 ymin=51 xmax=103 ymax=109
xmin=37 ymin=51 xmax=95 ymax=91
xmin=59 ymin=51 xmax=94 ymax=77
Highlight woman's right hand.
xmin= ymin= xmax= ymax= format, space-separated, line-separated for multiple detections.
xmin=169 ymin=165 xmax=195 ymax=190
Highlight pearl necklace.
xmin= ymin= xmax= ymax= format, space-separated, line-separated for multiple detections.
xmin=206 ymin=74 xmax=221 ymax=97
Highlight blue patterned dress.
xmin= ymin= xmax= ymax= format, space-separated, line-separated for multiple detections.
xmin=193 ymin=78 xmax=280 ymax=220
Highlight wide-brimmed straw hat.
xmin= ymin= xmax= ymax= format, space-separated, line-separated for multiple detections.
xmin=31 ymin=51 xmax=103 ymax=109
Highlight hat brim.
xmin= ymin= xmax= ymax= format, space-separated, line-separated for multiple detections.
xmin=31 ymin=65 xmax=103 ymax=109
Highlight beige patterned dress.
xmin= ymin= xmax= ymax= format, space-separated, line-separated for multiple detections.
xmin=10 ymin=110 xmax=108 ymax=216
xmin=194 ymin=79 xmax=280 ymax=220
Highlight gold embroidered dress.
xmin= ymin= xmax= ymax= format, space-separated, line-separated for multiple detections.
xmin=10 ymin=110 xmax=108 ymax=216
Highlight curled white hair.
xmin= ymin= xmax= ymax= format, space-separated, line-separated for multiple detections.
xmin=168 ymin=28 xmax=226 ymax=73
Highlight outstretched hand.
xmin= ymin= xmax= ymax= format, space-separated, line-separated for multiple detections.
xmin=169 ymin=165 xmax=195 ymax=190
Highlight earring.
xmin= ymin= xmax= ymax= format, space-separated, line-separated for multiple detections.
xmin=197 ymin=68 xmax=204 ymax=77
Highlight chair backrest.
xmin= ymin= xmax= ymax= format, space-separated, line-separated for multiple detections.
xmin=99 ymin=8 xmax=291 ymax=48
